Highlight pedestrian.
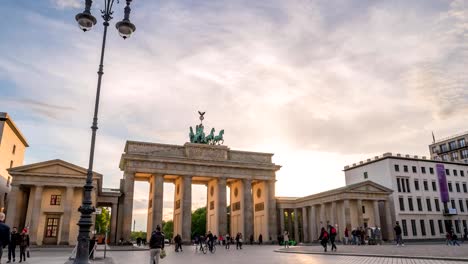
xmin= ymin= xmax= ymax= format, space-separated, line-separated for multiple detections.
xmin=463 ymin=227 xmax=468 ymax=243
xmin=452 ymin=232 xmax=461 ymax=246
xmin=235 ymin=233 xmax=243 ymax=250
xmin=446 ymin=231 xmax=453 ymax=246
xmin=89 ymin=236 xmax=97 ymax=260
xmin=374 ymin=226 xmax=382 ymax=245
xmin=249 ymin=234 xmax=254 ymax=245
xmin=328 ymin=225 xmax=337 ymax=252
xmin=283 ymin=231 xmax=289 ymax=248
xmin=360 ymin=227 xmax=365 ymax=245
xmin=351 ymin=228 xmax=356 ymax=245
xmin=344 ymin=227 xmax=349 ymax=245
xmin=198 ymin=235 xmax=205 ymax=251
xmin=207 ymin=231 xmax=214 ymax=252
xmin=137 ymin=237 xmax=142 ymax=247
xmin=225 ymin=233 xmax=230 ymax=249
xmin=0 ymin=213 xmax=10 ymax=264
xmin=149 ymin=225 xmax=165 ymax=264
xmin=394 ymin=222 xmax=404 ymax=246
xmin=18 ymin=229 xmax=29 ymax=263
xmin=258 ymin=234 xmax=263 ymax=245
xmin=174 ymin=234 xmax=182 ymax=252
xmin=319 ymin=227 xmax=329 ymax=252
xmin=7 ymin=227 xmax=20 ymax=263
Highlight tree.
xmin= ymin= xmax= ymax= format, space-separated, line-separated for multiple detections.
xmin=191 ymin=207 xmax=206 ymax=238
xmin=131 ymin=231 xmax=147 ymax=241
xmin=162 ymin=220 xmax=174 ymax=241
xmin=95 ymin=207 xmax=110 ymax=234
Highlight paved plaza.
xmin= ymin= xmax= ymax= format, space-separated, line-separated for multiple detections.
xmin=6 ymin=244 xmax=468 ymax=264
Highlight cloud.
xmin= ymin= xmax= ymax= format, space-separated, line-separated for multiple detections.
xmin=51 ymin=0 xmax=80 ymax=9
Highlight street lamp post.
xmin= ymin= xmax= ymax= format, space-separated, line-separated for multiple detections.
xmin=74 ymin=1 xmax=136 ymax=263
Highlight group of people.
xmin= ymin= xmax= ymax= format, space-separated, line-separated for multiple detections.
xmin=318 ymin=225 xmax=338 ymax=252
xmin=0 ymin=213 xmax=30 ymax=263
xmin=194 ymin=231 xmax=246 ymax=252
xmin=445 ymin=227 xmax=468 ymax=246
xmin=136 ymin=237 xmax=147 ymax=247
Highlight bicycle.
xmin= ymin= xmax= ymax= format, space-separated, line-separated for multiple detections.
xmin=202 ymin=241 xmax=216 ymax=254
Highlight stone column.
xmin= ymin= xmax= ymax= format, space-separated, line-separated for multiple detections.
xmin=59 ymin=186 xmax=74 ymax=245
xmin=302 ymin=207 xmax=309 ymax=242
xmin=5 ymin=185 xmax=20 ymax=227
xmin=356 ymin=199 xmax=363 ymax=226
xmin=30 ymin=186 xmax=43 ymax=244
xmin=152 ymin=174 xmax=164 ymax=231
xmin=319 ymin=203 xmax=326 ymax=228
xmin=339 ymin=200 xmax=348 ymax=241
xmin=309 ymin=205 xmax=317 ymax=241
xmin=243 ymin=179 xmax=253 ymax=238
xmin=373 ymin=200 xmax=381 ymax=227
xmin=331 ymin=201 xmax=337 ymax=226
xmin=267 ymin=180 xmax=277 ymax=242
xmin=122 ymin=172 xmax=135 ymax=242
xmin=110 ymin=203 xmax=118 ymax=244
xmin=279 ymin=209 xmax=285 ymax=234
xmin=217 ymin=178 xmax=227 ymax=238
xmin=182 ymin=176 xmax=192 ymax=242
xmin=384 ymin=199 xmax=394 ymax=240
xmin=293 ymin=208 xmax=299 ymax=241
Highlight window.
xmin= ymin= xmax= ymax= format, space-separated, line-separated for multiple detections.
xmin=432 ymin=146 xmax=437 ymax=153
xmin=435 ymin=198 xmax=440 ymax=211
xmin=394 ymin=164 xmax=400 ymax=172
xmin=452 ymin=152 xmax=459 ymax=160
xmin=9 ymin=161 xmax=13 ymax=169
xmin=451 ymin=199 xmax=456 ymax=210
xmin=456 ymin=182 xmax=461 ymax=192
xmin=45 ymin=218 xmax=59 ymax=238
xmin=454 ymin=169 xmax=458 ymax=176
xmin=429 ymin=220 xmax=435 ymax=236
xmin=412 ymin=166 xmax=417 ymax=173
xmin=459 ymin=200 xmax=465 ymax=212
xmin=402 ymin=220 xmax=408 ymax=236
xmin=423 ymin=180 xmax=429 ymax=191
xmin=446 ymin=169 xmax=450 ymax=176
xmin=426 ymin=198 xmax=432 ymax=211
xmin=463 ymin=183 xmax=467 ymax=193
xmin=463 ymin=220 xmax=467 ymax=230
xmin=414 ymin=180 xmax=420 ymax=191
xmin=404 ymin=165 xmax=408 ymax=172
xmin=362 ymin=206 xmax=366 ymax=214
xmin=432 ymin=181 xmax=437 ymax=191
xmin=455 ymin=220 xmax=461 ymax=233
xmin=397 ymin=178 xmax=402 ymax=192
xmin=399 ymin=197 xmax=405 ymax=211
xmin=417 ymin=198 xmax=423 ymax=211
xmin=402 ymin=179 xmax=406 ymax=192
xmin=429 ymin=167 xmax=434 ymax=174
xmin=466 ymin=200 xmax=468 ymax=213
xmin=405 ymin=178 xmax=410 ymax=192
xmin=363 ymin=172 xmax=368 ymax=179
xmin=408 ymin=198 xmax=414 ymax=211
xmin=438 ymin=219 xmax=444 ymax=234
xmin=449 ymin=141 xmax=457 ymax=150
xmin=461 ymin=170 xmax=465 ymax=177
xmin=421 ymin=167 xmax=426 ymax=174
xmin=50 ymin=195 xmax=61 ymax=206
xmin=443 ymin=154 xmax=449 ymax=161
xmin=12 ymin=145 xmax=16 ymax=154
xmin=462 ymin=150 xmax=468 ymax=159
xmin=440 ymin=144 xmax=448 ymax=152
xmin=411 ymin=219 xmax=417 ymax=236
xmin=420 ymin=220 xmax=426 ymax=236
xmin=448 ymin=182 xmax=453 ymax=192
xmin=459 ymin=138 xmax=466 ymax=147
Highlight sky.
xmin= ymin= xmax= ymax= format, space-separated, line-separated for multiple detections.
xmin=1 ymin=0 xmax=467 ymax=231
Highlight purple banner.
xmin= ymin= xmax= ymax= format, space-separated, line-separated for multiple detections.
xmin=436 ymin=164 xmax=449 ymax=203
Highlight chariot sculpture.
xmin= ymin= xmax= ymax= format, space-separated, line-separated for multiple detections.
xmin=189 ymin=111 xmax=224 ymax=145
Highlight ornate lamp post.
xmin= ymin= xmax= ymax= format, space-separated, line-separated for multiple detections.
xmin=74 ymin=1 xmax=136 ymax=263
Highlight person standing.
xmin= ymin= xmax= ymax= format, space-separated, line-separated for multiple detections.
xmin=319 ymin=227 xmax=329 ymax=252
xmin=283 ymin=231 xmax=289 ymax=248
xmin=329 ymin=225 xmax=337 ymax=252
xmin=258 ymin=234 xmax=263 ymax=245
xmin=225 ymin=233 xmax=230 ymax=249
xmin=394 ymin=222 xmax=404 ymax=246
xmin=344 ymin=227 xmax=349 ymax=245
xmin=7 ymin=227 xmax=20 ymax=263
xmin=149 ymin=225 xmax=165 ymax=264
xmin=174 ymin=234 xmax=182 ymax=252
xmin=249 ymin=234 xmax=254 ymax=245
xmin=18 ymin=229 xmax=29 ymax=263
xmin=374 ymin=226 xmax=382 ymax=245
xmin=235 ymin=233 xmax=243 ymax=250
xmin=0 ymin=213 xmax=11 ymax=263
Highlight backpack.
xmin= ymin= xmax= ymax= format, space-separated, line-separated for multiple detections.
xmin=150 ymin=231 xmax=164 ymax=248
xmin=331 ymin=227 xmax=336 ymax=235
xmin=322 ymin=231 xmax=328 ymax=239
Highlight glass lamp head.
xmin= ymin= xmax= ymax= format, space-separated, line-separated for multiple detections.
xmin=75 ymin=12 xmax=97 ymax=32
xmin=116 ymin=20 xmax=136 ymax=39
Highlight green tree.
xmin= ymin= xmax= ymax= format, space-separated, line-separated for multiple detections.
xmin=131 ymin=231 xmax=147 ymax=241
xmin=95 ymin=207 xmax=110 ymax=234
xmin=191 ymin=207 xmax=206 ymax=238
xmin=162 ymin=220 xmax=174 ymax=240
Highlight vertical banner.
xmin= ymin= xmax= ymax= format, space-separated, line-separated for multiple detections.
xmin=436 ymin=164 xmax=449 ymax=203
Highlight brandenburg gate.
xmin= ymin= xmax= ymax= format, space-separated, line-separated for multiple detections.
xmin=117 ymin=117 xmax=281 ymax=243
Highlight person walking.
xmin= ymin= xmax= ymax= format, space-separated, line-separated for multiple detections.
xmin=149 ymin=225 xmax=165 ymax=264
xmin=328 ymin=225 xmax=337 ymax=252
xmin=174 ymin=234 xmax=182 ymax=252
xmin=258 ymin=234 xmax=263 ymax=245
xmin=235 ymin=233 xmax=243 ymax=250
xmin=18 ymin=229 xmax=29 ymax=263
xmin=394 ymin=222 xmax=404 ymax=246
xmin=225 ymin=233 xmax=230 ymax=249
xmin=207 ymin=231 xmax=214 ymax=252
xmin=7 ymin=227 xmax=20 ymax=263
xmin=319 ymin=227 xmax=329 ymax=252
xmin=344 ymin=227 xmax=349 ymax=245
xmin=283 ymin=231 xmax=289 ymax=248
xmin=452 ymin=231 xmax=461 ymax=246
xmin=446 ymin=231 xmax=453 ymax=246
xmin=374 ymin=226 xmax=382 ymax=245
xmin=0 ymin=213 xmax=11 ymax=264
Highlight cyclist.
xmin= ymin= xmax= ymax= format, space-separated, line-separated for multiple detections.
xmin=207 ymin=231 xmax=214 ymax=252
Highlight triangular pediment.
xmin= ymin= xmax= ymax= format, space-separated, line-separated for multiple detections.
xmin=346 ymin=181 xmax=393 ymax=193
xmin=9 ymin=159 xmax=100 ymax=177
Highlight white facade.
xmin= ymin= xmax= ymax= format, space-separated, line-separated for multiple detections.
xmin=345 ymin=153 xmax=468 ymax=240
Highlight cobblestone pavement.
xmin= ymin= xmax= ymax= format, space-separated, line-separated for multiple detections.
xmin=109 ymin=245 xmax=468 ymax=264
